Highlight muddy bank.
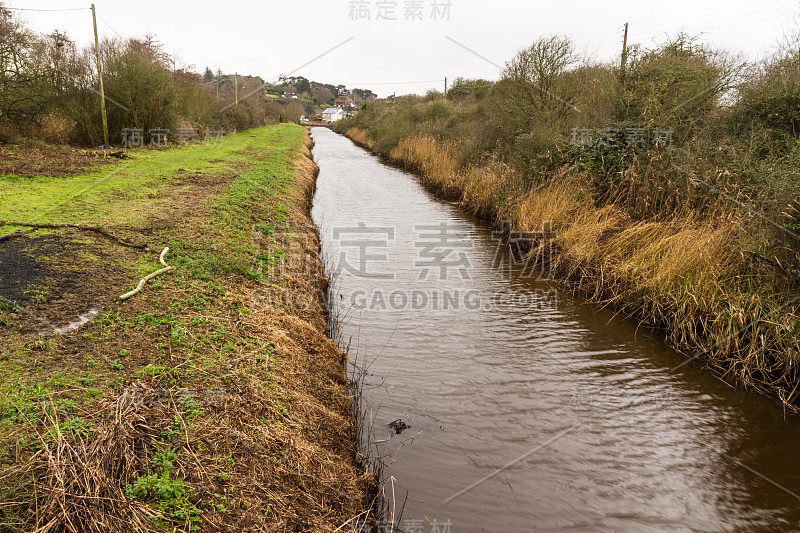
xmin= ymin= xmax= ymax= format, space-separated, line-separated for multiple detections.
xmin=0 ymin=125 xmax=371 ymax=531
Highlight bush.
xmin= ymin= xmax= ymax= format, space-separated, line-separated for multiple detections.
xmin=620 ymin=33 xmax=745 ymax=138
xmin=101 ymin=37 xmax=179 ymax=143
xmin=734 ymin=39 xmax=800 ymax=136
xmin=447 ymin=78 xmax=493 ymax=100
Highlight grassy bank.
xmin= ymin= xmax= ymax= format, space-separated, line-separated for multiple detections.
xmin=335 ymin=53 xmax=800 ymax=412
xmin=0 ymin=124 xmax=372 ymax=531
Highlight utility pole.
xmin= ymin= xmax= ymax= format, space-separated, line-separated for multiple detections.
xmin=235 ymin=72 xmax=238 ymax=106
xmin=91 ymin=4 xmax=109 ymax=149
xmin=216 ymin=71 xmax=220 ymax=95
xmin=444 ymin=76 xmax=447 ymax=97
xmin=621 ymin=22 xmax=629 ymax=78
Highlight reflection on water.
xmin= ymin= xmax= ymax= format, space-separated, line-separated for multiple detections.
xmin=310 ymin=127 xmax=800 ymax=533
xmin=51 ymin=308 xmax=99 ymax=335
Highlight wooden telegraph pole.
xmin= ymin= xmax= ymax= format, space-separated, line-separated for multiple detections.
xmin=235 ymin=72 xmax=238 ymax=106
xmin=91 ymin=4 xmax=109 ymax=149
xmin=620 ymin=22 xmax=629 ymax=80
xmin=444 ymin=76 xmax=447 ymax=97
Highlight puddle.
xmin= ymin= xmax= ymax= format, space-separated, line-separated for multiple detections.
xmin=52 ymin=308 xmax=100 ymax=335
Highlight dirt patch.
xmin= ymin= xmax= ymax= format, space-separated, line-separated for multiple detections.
xmin=0 ymin=238 xmax=46 ymax=304
xmin=0 ymin=234 xmax=132 ymax=336
xmin=0 ymin=159 xmax=241 ymax=340
xmin=0 ymin=143 xmax=116 ymax=177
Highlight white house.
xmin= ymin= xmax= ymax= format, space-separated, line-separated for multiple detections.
xmin=322 ymin=107 xmax=344 ymax=122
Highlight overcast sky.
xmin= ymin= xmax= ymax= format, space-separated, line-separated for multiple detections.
xmin=7 ymin=0 xmax=800 ymax=97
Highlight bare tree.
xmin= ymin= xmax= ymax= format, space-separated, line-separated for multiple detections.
xmin=502 ymin=35 xmax=578 ymax=110
xmin=0 ymin=4 xmax=47 ymax=127
xmin=311 ymin=86 xmax=333 ymax=105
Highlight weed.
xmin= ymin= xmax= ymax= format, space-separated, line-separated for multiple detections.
xmin=45 ymin=417 xmax=94 ymax=441
xmin=125 ymin=472 xmax=201 ymax=530
xmin=83 ymin=388 xmax=101 ymax=400
xmin=179 ymin=396 xmax=204 ymax=424
xmin=43 ymin=398 xmax=76 ymax=417
xmin=160 ymin=416 xmax=184 ymax=443
xmin=23 ymin=285 xmax=48 ymax=304
xmin=134 ymin=365 xmax=168 ymax=379
xmin=151 ymin=448 xmax=180 ymax=472
xmin=27 ymin=339 xmax=50 ymax=351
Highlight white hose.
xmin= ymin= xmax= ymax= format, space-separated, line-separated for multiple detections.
xmin=118 ymin=247 xmax=173 ymax=301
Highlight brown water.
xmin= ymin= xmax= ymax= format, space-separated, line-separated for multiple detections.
xmin=310 ymin=127 xmax=800 ymax=533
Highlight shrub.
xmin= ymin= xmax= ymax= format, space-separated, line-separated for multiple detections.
xmin=620 ymin=33 xmax=745 ymax=138
xmin=734 ymin=35 xmax=800 ymax=136
xmin=447 ymin=77 xmax=493 ymax=100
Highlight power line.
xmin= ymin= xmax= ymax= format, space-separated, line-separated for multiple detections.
xmin=2 ymin=6 xmax=89 ymax=11
xmin=580 ymin=0 xmax=794 ymax=52
xmin=343 ymin=79 xmax=444 ymax=86
xmin=629 ymin=0 xmax=794 ymax=30
xmin=582 ymin=27 xmax=626 ymax=47
xmin=586 ymin=36 xmax=631 ymax=56
xmin=97 ymin=13 xmax=122 ymax=39
xmin=632 ymin=1 xmax=798 ymax=36
xmin=704 ymin=10 xmax=800 ymax=32
xmin=626 ymin=8 xmax=798 ymax=51
xmin=588 ymin=3 xmax=798 ymax=60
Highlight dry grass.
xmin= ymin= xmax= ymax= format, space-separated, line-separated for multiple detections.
xmin=23 ymin=385 xmax=157 ymax=533
xmin=459 ymin=159 xmax=518 ymax=220
xmin=344 ymin=128 xmax=373 ymax=151
xmin=388 ymin=136 xmax=462 ymax=199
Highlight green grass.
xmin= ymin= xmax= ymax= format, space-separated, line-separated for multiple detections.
xmin=167 ymin=125 xmax=305 ymax=282
xmin=0 ymin=125 xmax=298 ymax=232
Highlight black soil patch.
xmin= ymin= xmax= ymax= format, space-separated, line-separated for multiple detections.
xmin=0 ymin=234 xmax=134 ymax=335
xmin=0 ymin=235 xmax=73 ymax=305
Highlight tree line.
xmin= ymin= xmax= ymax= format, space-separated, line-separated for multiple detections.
xmin=0 ymin=4 xmax=374 ymax=146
